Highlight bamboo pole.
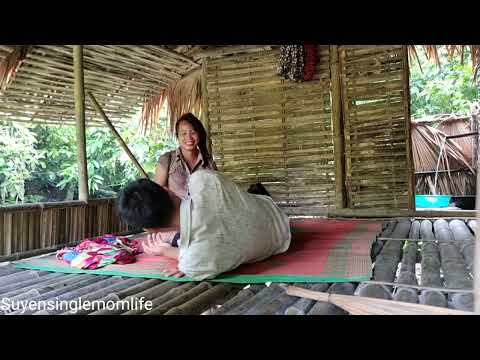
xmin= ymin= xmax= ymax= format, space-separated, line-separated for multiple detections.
xmin=403 ymin=45 xmax=415 ymax=210
xmin=73 ymin=45 xmax=89 ymax=202
xmin=194 ymin=46 xmax=272 ymax=60
xmin=201 ymin=59 xmax=212 ymax=156
xmin=475 ymin=175 xmax=480 ymax=313
xmin=330 ymin=45 xmax=346 ymax=209
xmin=327 ymin=207 xmax=477 ymax=218
xmin=87 ymin=91 xmax=150 ymax=179
xmin=286 ymin=286 xmax=471 ymax=315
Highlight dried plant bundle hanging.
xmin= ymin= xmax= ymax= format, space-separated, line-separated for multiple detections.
xmin=139 ymin=68 xmax=202 ymax=134
xmin=0 ymin=45 xmax=30 ymax=91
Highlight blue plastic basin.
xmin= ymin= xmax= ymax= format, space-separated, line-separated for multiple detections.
xmin=415 ymin=195 xmax=451 ymax=208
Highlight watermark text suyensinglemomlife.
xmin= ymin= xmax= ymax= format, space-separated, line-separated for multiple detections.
xmin=0 ymin=297 xmax=153 ymax=314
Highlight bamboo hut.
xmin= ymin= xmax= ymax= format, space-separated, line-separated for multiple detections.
xmin=0 ymin=45 xmax=479 ymax=315
xmin=412 ymin=114 xmax=477 ymax=197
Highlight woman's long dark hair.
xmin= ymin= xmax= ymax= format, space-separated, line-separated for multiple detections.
xmin=175 ymin=113 xmax=210 ymax=168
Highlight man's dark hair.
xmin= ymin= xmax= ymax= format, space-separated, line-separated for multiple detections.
xmin=247 ymin=183 xmax=271 ymax=197
xmin=116 ymin=178 xmax=174 ymax=228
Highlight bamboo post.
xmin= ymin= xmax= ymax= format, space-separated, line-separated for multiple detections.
xmin=339 ymin=47 xmax=352 ymax=208
xmin=87 ymin=91 xmax=150 ymax=179
xmin=201 ymin=59 xmax=212 ymax=156
xmin=475 ymin=176 xmax=480 ymax=314
xmin=330 ymin=45 xmax=346 ymax=208
xmin=403 ymin=45 xmax=415 ymax=210
xmin=73 ymin=45 xmax=89 ymax=202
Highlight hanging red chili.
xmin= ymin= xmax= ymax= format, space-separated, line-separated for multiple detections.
xmin=303 ymin=45 xmax=317 ymax=81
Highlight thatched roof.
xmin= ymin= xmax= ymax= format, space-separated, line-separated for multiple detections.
xmin=1 ymin=45 xmax=476 ymax=132
xmin=0 ymin=45 xmax=273 ymax=132
xmin=412 ymin=114 xmax=477 ymax=195
xmin=0 ymin=45 xmax=201 ymax=127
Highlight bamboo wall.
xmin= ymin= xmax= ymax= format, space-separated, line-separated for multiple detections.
xmin=339 ymin=45 xmax=412 ymax=210
xmin=0 ymin=198 xmax=130 ymax=257
xmin=205 ymin=47 xmax=336 ymax=215
xmin=203 ymin=45 xmax=413 ymax=215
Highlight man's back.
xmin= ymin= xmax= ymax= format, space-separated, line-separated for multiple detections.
xmin=178 ymin=170 xmax=291 ymax=280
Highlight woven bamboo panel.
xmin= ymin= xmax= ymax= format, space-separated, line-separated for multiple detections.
xmin=205 ymin=47 xmax=335 ymax=215
xmin=340 ymin=45 xmax=411 ymax=209
xmin=0 ymin=198 xmax=130 ymax=256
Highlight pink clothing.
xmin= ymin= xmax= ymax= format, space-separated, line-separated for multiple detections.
xmin=156 ymin=148 xmax=217 ymax=199
xmin=56 ymin=235 xmax=140 ymax=270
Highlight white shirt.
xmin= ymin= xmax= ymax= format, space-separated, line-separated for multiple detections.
xmin=178 ymin=170 xmax=291 ymax=280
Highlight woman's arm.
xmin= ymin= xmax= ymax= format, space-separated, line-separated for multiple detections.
xmin=159 ymin=246 xmax=180 ymax=260
xmin=154 ymin=161 xmax=168 ymax=186
xmin=210 ymin=159 xmax=218 ymax=171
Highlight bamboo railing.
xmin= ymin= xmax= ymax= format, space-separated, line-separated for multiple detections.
xmin=0 ymin=198 xmax=131 ymax=259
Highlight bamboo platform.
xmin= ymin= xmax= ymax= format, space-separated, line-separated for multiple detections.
xmin=0 ymin=217 xmax=476 ymax=315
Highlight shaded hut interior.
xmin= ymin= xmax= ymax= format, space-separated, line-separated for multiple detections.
xmin=0 ymin=45 xmax=478 ymax=315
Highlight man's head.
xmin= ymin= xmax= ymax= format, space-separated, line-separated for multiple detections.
xmin=116 ymin=178 xmax=175 ymax=229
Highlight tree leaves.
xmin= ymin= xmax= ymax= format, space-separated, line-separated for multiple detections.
xmin=0 ymin=118 xmax=176 ymax=204
xmin=410 ymin=46 xmax=479 ymax=119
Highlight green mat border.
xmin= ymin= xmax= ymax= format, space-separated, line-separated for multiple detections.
xmin=13 ymin=260 xmax=371 ymax=284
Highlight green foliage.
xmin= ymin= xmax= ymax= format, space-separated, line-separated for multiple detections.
xmin=0 ymin=121 xmax=45 ymax=204
xmin=410 ymin=46 xmax=479 ymax=119
xmin=0 ymin=118 xmax=176 ymax=204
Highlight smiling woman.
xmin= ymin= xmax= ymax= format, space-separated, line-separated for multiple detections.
xmin=154 ymin=113 xmax=217 ymax=199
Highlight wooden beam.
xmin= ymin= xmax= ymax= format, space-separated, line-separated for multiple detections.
xmin=87 ymin=91 xmax=150 ymax=179
xmin=330 ymin=45 xmax=346 ymax=208
xmin=327 ymin=207 xmax=477 ymax=219
xmin=73 ymin=45 xmax=89 ymax=203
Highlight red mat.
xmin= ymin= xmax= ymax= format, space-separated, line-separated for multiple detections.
xmin=15 ymin=219 xmax=382 ymax=283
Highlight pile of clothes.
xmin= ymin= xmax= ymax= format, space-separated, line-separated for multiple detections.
xmin=277 ymin=45 xmax=317 ymax=82
xmin=56 ymin=235 xmax=141 ymax=270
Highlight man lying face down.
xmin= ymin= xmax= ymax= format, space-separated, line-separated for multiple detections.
xmin=116 ymin=170 xmax=291 ymax=281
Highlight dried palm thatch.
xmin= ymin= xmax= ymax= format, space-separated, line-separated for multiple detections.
xmin=437 ymin=116 xmax=475 ymax=163
xmin=286 ymin=286 xmax=471 ymax=315
xmin=139 ymin=67 xmax=202 ymax=134
xmin=408 ymin=45 xmax=480 ymax=79
xmin=0 ymin=45 xmax=31 ymax=91
xmin=412 ymin=120 xmax=476 ymax=195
